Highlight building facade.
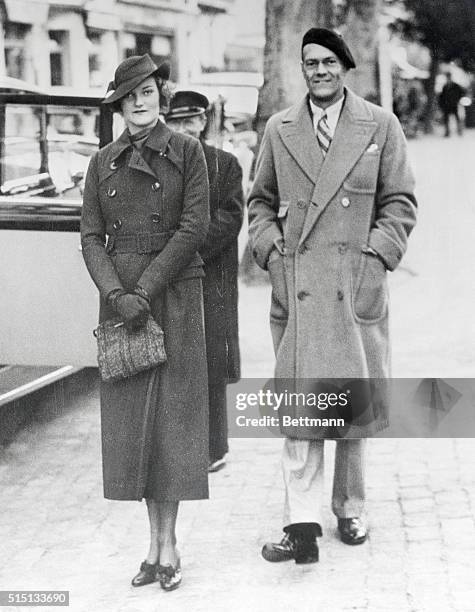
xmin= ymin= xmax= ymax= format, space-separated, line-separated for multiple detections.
xmin=0 ymin=0 xmax=236 ymax=92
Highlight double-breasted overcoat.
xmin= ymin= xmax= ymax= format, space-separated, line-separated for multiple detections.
xmin=248 ymin=89 xmax=417 ymax=438
xmin=81 ymin=121 xmax=210 ymax=501
xmin=200 ymin=143 xmax=243 ymax=384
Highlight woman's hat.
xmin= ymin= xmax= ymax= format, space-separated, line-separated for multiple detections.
xmin=103 ymin=54 xmax=170 ymax=105
xmin=166 ymin=90 xmax=210 ymax=120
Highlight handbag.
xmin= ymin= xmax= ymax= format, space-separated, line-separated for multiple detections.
xmin=93 ymin=315 xmax=167 ymax=382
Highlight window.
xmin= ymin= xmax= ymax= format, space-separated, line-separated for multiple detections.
xmin=49 ymin=31 xmax=70 ymax=87
xmin=87 ymin=30 xmax=104 ymax=88
xmin=4 ymin=22 xmax=30 ymax=80
xmin=0 ymin=103 xmax=100 ymax=201
xmin=123 ymin=32 xmax=175 ymax=75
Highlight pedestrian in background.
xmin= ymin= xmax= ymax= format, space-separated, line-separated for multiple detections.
xmin=166 ymin=91 xmax=244 ymax=472
xmin=248 ymin=28 xmax=417 ymax=563
xmin=439 ymin=72 xmax=465 ymax=137
xmin=81 ymin=54 xmax=210 ymax=592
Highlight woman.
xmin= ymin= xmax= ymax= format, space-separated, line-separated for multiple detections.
xmin=80 ymin=54 xmax=210 ymax=592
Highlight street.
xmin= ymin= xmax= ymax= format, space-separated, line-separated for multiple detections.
xmin=1 ymin=130 xmax=475 ymax=612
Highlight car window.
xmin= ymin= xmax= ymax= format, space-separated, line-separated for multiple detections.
xmin=0 ymin=103 xmax=100 ymax=201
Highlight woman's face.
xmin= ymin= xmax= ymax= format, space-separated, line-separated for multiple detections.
xmin=120 ymin=76 xmax=160 ymax=134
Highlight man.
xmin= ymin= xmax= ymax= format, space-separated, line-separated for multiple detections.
xmin=439 ymin=72 xmax=465 ymax=137
xmin=248 ymin=28 xmax=417 ymax=563
xmin=166 ymin=91 xmax=243 ymax=472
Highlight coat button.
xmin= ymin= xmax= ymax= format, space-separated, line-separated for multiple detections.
xmin=297 ymin=199 xmax=306 ymax=209
xmin=338 ymin=243 xmax=348 ymax=254
xmin=112 ymin=219 xmax=122 ymax=230
xmin=109 ymin=161 xmax=118 ymax=170
xmin=152 ymin=181 xmax=161 ymax=191
xmin=298 ymin=244 xmax=308 ymax=255
xmin=337 ymin=289 xmax=344 ymax=301
xmin=297 ymin=290 xmax=310 ymax=301
xmin=107 ymin=187 xmax=117 ymax=197
xmin=341 ymin=197 xmax=350 ymax=208
xmin=151 ymin=213 xmax=160 ymax=223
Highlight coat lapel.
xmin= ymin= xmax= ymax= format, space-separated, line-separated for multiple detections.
xmin=300 ymin=89 xmax=378 ymax=244
xmin=277 ymin=96 xmax=324 ymax=183
xmin=128 ymin=147 xmax=158 ymax=179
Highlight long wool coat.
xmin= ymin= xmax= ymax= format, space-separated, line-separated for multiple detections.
xmin=248 ymin=89 xmax=417 ymax=438
xmin=200 ymin=144 xmax=243 ymax=384
xmin=81 ymin=121 xmax=210 ymax=501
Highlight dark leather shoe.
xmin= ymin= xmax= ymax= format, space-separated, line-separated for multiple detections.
xmin=131 ymin=561 xmax=158 ymax=587
xmin=293 ymin=538 xmax=319 ymax=564
xmin=261 ymin=533 xmax=319 ymax=564
xmin=261 ymin=533 xmax=295 ymax=562
xmin=338 ymin=518 xmax=368 ymax=545
xmin=158 ymin=559 xmax=181 ymax=591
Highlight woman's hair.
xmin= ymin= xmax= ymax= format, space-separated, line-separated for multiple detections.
xmin=108 ymin=74 xmax=171 ymax=115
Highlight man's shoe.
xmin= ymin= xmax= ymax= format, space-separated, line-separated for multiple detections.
xmin=131 ymin=561 xmax=158 ymax=587
xmin=261 ymin=533 xmax=295 ymax=562
xmin=261 ymin=533 xmax=319 ymax=564
xmin=337 ymin=518 xmax=368 ymax=545
xmin=208 ymin=457 xmax=226 ymax=473
xmin=293 ymin=539 xmax=319 ymax=564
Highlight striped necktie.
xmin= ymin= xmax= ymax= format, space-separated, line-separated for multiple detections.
xmin=316 ymin=113 xmax=331 ymax=156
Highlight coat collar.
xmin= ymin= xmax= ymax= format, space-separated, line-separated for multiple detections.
xmin=277 ymin=88 xmax=377 ymax=187
xmin=300 ymin=88 xmax=379 ymax=243
xmin=107 ymin=120 xmax=173 ymax=160
xmin=278 ymin=95 xmax=324 ymax=183
xmin=101 ymin=121 xmax=183 ymax=180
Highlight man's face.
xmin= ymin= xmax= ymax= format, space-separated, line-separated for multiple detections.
xmin=301 ymin=43 xmax=347 ymax=108
xmin=166 ymin=114 xmax=206 ymax=139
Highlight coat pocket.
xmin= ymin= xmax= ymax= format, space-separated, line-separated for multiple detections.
xmin=343 ymin=153 xmax=380 ymax=194
xmin=351 ymin=251 xmax=388 ymax=323
xmin=268 ymin=252 xmax=288 ymax=320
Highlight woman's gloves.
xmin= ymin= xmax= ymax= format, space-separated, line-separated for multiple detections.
xmin=107 ymin=288 xmax=151 ymax=331
xmin=116 ymin=294 xmax=150 ymax=331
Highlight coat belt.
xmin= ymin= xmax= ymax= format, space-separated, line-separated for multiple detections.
xmin=107 ymin=231 xmax=175 ymax=254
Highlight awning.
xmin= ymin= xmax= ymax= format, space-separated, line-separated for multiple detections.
xmin=3 ymin=0 xmax=49 ymax=24
xmin=86 ymin=10 xmax=121 ymax=31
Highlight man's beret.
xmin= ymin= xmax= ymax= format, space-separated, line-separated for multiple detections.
xmin=301 ymin=28 xmax=356 ymax=69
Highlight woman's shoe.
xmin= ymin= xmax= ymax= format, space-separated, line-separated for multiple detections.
xmin=131 ymin=561 xmax=158 ymax=587
xmin=158 ymin=559 xmax=181 ymax=591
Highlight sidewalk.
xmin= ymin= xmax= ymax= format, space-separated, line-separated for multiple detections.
xmin=1 ymin=131 xmax=475 ymax=612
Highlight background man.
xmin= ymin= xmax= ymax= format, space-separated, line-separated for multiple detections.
xmin=439 ymin=72 xmax=465 ymax=137
xmin=166 ymin=91 xmax=243 ymax=472
xmin=248 ymin=28 xmax=417 ymax=563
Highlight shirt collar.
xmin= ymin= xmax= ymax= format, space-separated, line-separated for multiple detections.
xmin=309 ymin=93 xmax=345 ymax=137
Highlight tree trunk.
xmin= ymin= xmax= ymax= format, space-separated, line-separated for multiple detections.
xmin=340 ymin=0 xmax=380 ymax=102
xmin=422 ymin=49 xmax=439 ymax=134
xmin=244 ymin=0 xmax=334 ymax=283
xmin=254 ymin=0 xmax=334 ymax=140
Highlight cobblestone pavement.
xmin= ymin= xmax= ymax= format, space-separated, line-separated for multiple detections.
xmin=1 ymin=131 xmax=475 ymax=612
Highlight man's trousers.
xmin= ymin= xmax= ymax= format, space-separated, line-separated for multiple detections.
xmin=282 ymin=438 xmax=366 ymax=527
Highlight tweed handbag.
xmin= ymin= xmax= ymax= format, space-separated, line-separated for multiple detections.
xmin=93 ymin=316 xmax=166 ymax=381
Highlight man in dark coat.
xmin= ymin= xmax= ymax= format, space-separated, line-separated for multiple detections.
xmin=439 ymin=72 xmax=465 ymax=137
xmin=166 ymin=91 xmax=243 ymax=472
xmin=248 ymin=28 xmax=417 ymax=563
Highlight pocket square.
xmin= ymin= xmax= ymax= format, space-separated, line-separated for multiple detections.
xmin=366 ymin=143 xmax=379 ymax=153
